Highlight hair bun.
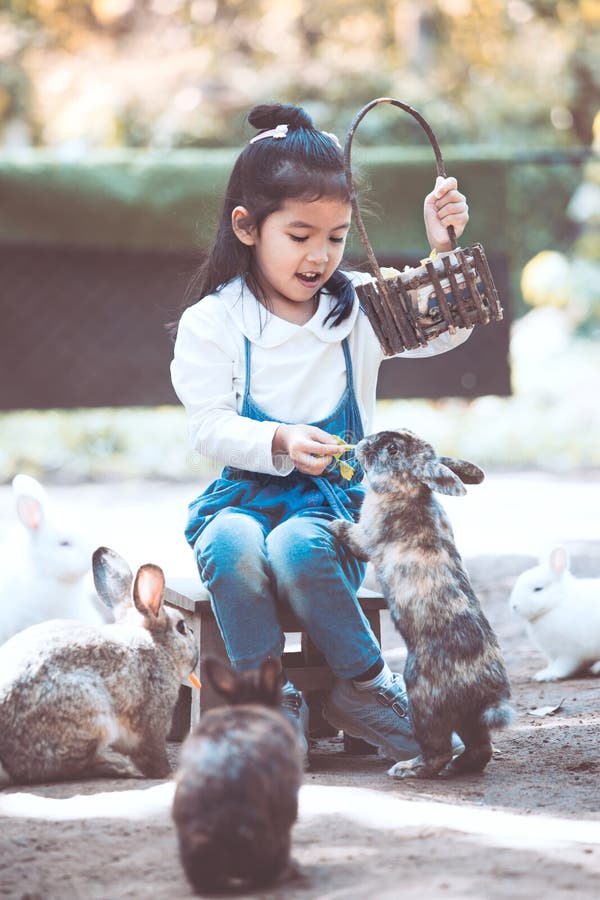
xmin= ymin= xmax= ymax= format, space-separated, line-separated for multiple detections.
xmin=248 ymin=103 xmax=314 ymax=132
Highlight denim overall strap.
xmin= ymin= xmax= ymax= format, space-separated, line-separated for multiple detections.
xmin=340 ymin=337 xmax=359 ymax=412
xmin=310 ymin=337 xmax=363 ymax=520
xmin=248 ymin=336 xmax=362 ymax=522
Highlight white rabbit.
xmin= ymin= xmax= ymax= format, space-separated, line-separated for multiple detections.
xmin=0 ymin=546 xmax=199 ymax=785
xmin=0 ymin=474 xmax=105 ymax=645
xmin=509 ymin=546 xmax=600 ymax=681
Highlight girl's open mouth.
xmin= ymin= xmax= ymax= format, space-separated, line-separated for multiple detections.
xmin=296 ymin=272 xmax=321 ymax=288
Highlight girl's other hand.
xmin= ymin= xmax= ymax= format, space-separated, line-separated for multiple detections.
xmin=272 ymin=424 xmax=343 ymax=475
xmin=424 ymin=176 xmax=469 ymax=252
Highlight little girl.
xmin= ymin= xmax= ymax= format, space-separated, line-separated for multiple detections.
xmin=171 ymin=103 xmax=471 ymax=760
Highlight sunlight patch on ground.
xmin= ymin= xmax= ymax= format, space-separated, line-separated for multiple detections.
xmin=0 ymin=782 xmax=175 ymax=820
xmin=2 ymin=782 xmax=600 ymax=851
xmin=298 ymin=785 xmax=600 ymax=849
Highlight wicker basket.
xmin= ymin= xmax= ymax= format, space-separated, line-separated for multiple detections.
xmin=344 ymin=98 xmax=503 ymax=355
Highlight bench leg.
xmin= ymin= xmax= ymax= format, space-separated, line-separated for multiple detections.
xmin=196 ymin=608 xmax=229 ymax=726
xmin=300 ymin=632 xmax=338 ymax=738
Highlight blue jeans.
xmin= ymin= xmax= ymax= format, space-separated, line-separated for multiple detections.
xmin=194 ymin=510 xmax=382 ymax=679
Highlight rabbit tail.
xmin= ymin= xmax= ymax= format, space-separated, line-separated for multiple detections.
xmin=481 ymin=701 xmax=514 ymax=731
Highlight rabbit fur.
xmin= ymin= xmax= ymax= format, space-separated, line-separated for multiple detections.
xmin=0 ymin=474 xmax=106 ymax=646
xmin=509 ymin=546 xmax=600 ymax=681
xmin=0 ymin=546 xmax=198 ymax=785
xmin=172 ymin=657 xmax=303 ymax=894
xmin=329 ymin=429 xmax=513 ymax=779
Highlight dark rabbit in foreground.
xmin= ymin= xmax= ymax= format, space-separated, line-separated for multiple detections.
xmin=329 ymin=429 xmax=513 ymax=778
xmin=172 ymin=657 xmax=304 ymax=894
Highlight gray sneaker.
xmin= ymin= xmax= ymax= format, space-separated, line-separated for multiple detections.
xmin=323 ymin=672 xmax=421 ymax=761
xmin=281 ymin=682 xmax=309 ymax=757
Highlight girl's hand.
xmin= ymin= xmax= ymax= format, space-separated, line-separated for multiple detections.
xmin=424 ymin=176 xmax=469 ymax=252
xmin=272 ymin=424 xmax=343 ymax=475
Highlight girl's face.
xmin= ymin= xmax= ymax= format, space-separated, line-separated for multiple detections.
xmin=232 ymin=196 xmax=352 ymax=322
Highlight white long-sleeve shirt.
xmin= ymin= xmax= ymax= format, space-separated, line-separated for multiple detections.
xmin=171 ymin=274 xmax=471 ymax=476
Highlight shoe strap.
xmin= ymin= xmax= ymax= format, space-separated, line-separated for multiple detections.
xmin=281 ymin=693 xmax=302 ymax=713
xmin=375 ymin=685 xmax=408 ymax=718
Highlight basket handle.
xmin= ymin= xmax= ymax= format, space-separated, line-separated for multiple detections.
xmin=343 ymin=97 xmax=457 ymax=304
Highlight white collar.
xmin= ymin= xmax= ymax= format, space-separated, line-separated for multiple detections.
xmin=217 ymin=276 xmax=359 ymax=348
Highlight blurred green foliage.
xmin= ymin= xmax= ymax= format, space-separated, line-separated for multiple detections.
xmin=1 ymin=1 xmax=598 ymax=151
xmin=1 ymin=1 xmax=599 ymax=481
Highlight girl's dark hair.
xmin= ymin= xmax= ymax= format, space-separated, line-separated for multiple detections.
xmin=178 ymin=103 xmax=357 ymax=330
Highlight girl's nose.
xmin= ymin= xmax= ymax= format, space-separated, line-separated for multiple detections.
xmin=306 ymin=244 xmax=328 ymax=265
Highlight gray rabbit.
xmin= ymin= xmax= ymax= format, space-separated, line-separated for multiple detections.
xmin=172 ymin=657 xmax=303 ymax=893
xmin=329 ymin=429 xmax=512 ymax=778
xmin=0 ymin=546 xmax=198 ymax=785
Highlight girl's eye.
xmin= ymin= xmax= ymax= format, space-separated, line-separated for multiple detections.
xmin=289 ymin=235 xmax=308 ymax=243
xmin=330 ymin=236 xmax=346 ymax=244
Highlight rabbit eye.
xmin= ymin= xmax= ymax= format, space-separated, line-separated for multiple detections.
xmin=387 ymin=442 xmax=399 ymax=456
xmin=60 ymin=540 xmax=72 ymax=547
xmin=533 ymin=586 xmax=543 ymax=592
xmin=176 ymin=619 xmax=187 ymax=634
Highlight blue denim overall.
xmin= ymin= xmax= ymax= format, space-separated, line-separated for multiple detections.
xmin=186 ymin=336 xmax=383 ymax=677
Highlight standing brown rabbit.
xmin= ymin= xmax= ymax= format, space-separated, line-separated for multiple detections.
xmin=329 ymin=429 xmax=512 ymax=778
xmin=172 ymin=657 xmax=303 ymax=894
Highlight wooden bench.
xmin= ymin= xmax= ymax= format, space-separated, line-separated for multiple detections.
xmin=164 ymin=577 xmax=387 ymax=743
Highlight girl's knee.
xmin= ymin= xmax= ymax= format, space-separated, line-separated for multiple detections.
xmin=267 ymin=517 xmax=335 ymax=567
xmin=195 ymin=512 xmax=267 ymax=586
xmin=266 ymin=518 xmax=340 ymax=591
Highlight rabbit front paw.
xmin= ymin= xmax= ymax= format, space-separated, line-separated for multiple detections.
xmin=328 ymin=519 xmax=349 ymax=541
xmin=387 ymin=754 xmax=447 ymax=779
xmin=327 ymin=520 xmax=370 ymax=562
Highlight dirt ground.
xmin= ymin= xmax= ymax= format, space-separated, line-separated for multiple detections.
xmin=1 ymin=478 xmax=600 ymax=899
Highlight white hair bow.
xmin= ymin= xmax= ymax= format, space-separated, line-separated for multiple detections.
xmin=248 ymin=124 xmax=342 ymax=149
xmin=249 ymin=124 xmax=289 ymax=143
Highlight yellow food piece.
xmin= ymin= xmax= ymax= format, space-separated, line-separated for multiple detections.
xmin=331 ymin=435 xmax=356 ymax=480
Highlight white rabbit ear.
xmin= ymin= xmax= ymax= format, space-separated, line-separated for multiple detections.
xmin=93 ymin=546 xmax=133 ymax=609
xmin=133 ymin=564 xmax=165 ymax=619
xmin=548 ymin=546 xmax=570 ymax=577
xmin=16 ymin=495 xmax=44 ymax=531
xmin=12 ymin=474 xmax=47 ymax=532
xmin=203 ymin=657 xmax=240 ymax=699
xmin=417 ymin=460 xmax=467 ymax=496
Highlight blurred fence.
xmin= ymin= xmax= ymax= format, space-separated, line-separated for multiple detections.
xmin=0 ymin=148 xmax=588 ymax=410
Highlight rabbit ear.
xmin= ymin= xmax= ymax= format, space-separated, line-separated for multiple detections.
xmin=202 ymin=657 xmax=240 ymax=700
xmin=548 ymin=546 xmax=570 ymax=577
xmin=259 ymin=657 xmax=282 ymax=697
xmin=133 ymin=564 xmax=165 ymax=619
xmin=438 ymin=456 xmax=485 ymax=485
xmin=93 ymin=546 xmax=133 ymax=609
xmin=12 ymin=474 xmax=47 ymax=532
xmin=416 ymin=460 xmax=467 ymax=496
